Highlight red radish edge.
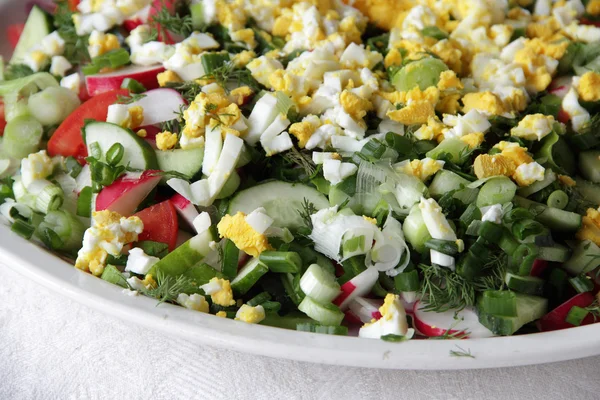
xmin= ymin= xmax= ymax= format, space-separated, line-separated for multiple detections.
xmin=85 ymin=65 xmax=165 ymax=97
xmin=95 ymin=170 xmax=161 ymax=216
xmin=333 ymin=281 xmax=356 ymax=307
xmin=538 ymin=292 xmax=596 ymax=332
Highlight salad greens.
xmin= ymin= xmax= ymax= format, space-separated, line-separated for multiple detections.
xmin=1 ymin=0 xmax=600 ymax=341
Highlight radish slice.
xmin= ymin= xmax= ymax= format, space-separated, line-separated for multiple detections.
xmin=333 ymin=266 xmax=379 ymax=310
xmin=95 ymin=170 xmax=161 ymax=216
xmin=530 ymin=259 xmax=549 ymax=277
xmin=169 ymin=193 xmax=200 ymax=231
xmin=548 ymin=75 xmax=573 ymax=99
xmin=348 ymin=297 xmax=383 ymax=323
xmin=538 ymin=292 xmax=596 ymax=332
xmin=86 ymin=65 xmax=165 ymax=97
xmin=131 ymin=88 xmax=186 ymax=126
xmin=413 ymin=300 xmax=495 ymax=338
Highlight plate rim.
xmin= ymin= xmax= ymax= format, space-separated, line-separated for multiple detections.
xmin=2 ymin=224 xmax=600 ymax=370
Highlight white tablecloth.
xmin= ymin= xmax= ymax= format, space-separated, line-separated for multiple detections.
xmin=1 ymin=264 xmax=599 ymax=400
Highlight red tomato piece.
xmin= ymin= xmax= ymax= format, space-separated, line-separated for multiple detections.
xmin=6 ymin=23 xmax=25 ymax=49
xmin=134 ymin=200 xmax=179 ymax=251
xmin=47 ymin=89 xmax=129 ymax=162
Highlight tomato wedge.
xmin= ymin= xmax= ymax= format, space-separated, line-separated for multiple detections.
xmin=134 ymin=200 xmax=179 ymax=251
xmin=6 ymin=23 xmax=25 ymax=49
xmin=47 ymin=89 xmax=128 ymax=162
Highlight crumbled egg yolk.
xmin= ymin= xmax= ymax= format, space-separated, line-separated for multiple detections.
xmin=289 ymin=117 xmax=321 ymax=148
xmin=229 ymin=86 xmax=254 ymax=105
xmin=493 ymin=141 xmax=533 ymax=166
xmin=386 ymin=86 xmax=440 ymax=125
xmin=136 ymin=129 xmax=147 ymax=138
xmin=437 ymin=70 xmax=463 ymax=92
xmin=587 ymin=0 xmax=600 ymax=15
xmin=182 ymin=92 xmax=233 ymax=139
xmin=460 ymin=132 xmax=485 ymax=149
xmin=216 ymin=311 xmax=227 ymax=318
xmin=558 ymin=174 xmax=576 ymax=187
xmin=231 ymin=50 xmax=257 ymax=68
xmin=340 ymin=90 xmax=373 ymax=123
xmin=217 ymin=212 xmax=273 ymax=257
xmin=396 ymin=158 xmax=444 ymax=181
xmin=88 ymin=31 xmax=120 ymax=58
xmin=359 ymin=293 xmax=403 ymax=331
xmin=473 ymin=154 xmax=516 ymax=180
xmin=231 ymin=28 xmax=257 ymax=48
xmin=363 ymin=216 xmax=377 ymax=224
xmin=462 ymin=91 xmax=505 ymax=116
xmin=436 ymin=93 xmax=461 ymax=115
xmin=414 ymin=116 xmax=446 ymax=141
xmin=384 ymin=48 xmax=403 ymax=68
xmin=577 ymin=72 xmax=600 ymax=102
xmin=21 ymin=150 xmax=54 ymax=185
xmin=156 ymin=131 xmax=178 ymax=151
xmin=75 ymin=211 xmax=143 ymax=276
xmin=157 ymin=70 xmax=182 ymax=87
xmin=142 ymin=274 xmax=157 ymax=289
xmin=576 ymin=207 xmax=600 ymax=246
xmin=202 ymin=277 xmax=236 ymax=307
xmin=511 ymin=114 xmax=555 ymax=141
xmin=235 ymin=304 xmax=266 ymax=324
xmin=116 ymin=105 xmax=144 ymax=130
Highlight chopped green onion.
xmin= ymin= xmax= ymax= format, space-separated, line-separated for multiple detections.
xmin=421 ymin=26 xmax=448 ymax=40
xmin=11 ymin=219 xmax=35 ymax=239
xmin=106 ymin=254 xmax=128 ymax=266
xmin=89 ymin=141 xmax=102 ymax=159
xmin=0 ymin=182 xmax=14 ymax=203
xmin=35 ymin=184 xmax=64 ymax=214
xmin=459 ymin=203 xmax=481 ymax=229
xmin=77 ymin=186 xmax=93 ymax=218
xmin=478 ymin=221 xmax=504 ymax=243
xmin=221 ymin=239 xmax=240 ymax=279
xmin=568 ymin=275 xmax=594 ymax=293
xmin=65 ymin=156 xmax=83 ymax=178
xmin=511 ymin=219 xmax=546 ymax=241
xmin=511 ymin=244 xmax=538 ymax=276
xmin=260 ymin=251 xmax=303 ymax=273
xmin=503 ymin=207 xmax=533 ymax=223
xmin=261 ymin=301 xmax=281 ymax=312
xmin=39 ymin=228 xmax=64 ymax=250
xmin=82 ymin=48 xmax=131 ymax=75
xmin=480 ymin=290 xmax=518 ymax=317
xmin=137 ymin=241 xmax=169 ymax=258
xmin=343 ymin=235 xmax=366 ymax=257
xmin=101 ymin=264 xmax=128 ymax=288
xmin=106 ymin=143 xmax=124 ymax=166
xmin=546 ymin=190 xmax=569 ymax=209
xmin=425 ymin=239 xmax=460 ymax=255
xmin=36 ymin=210 xmax=85 ymax=251
xmin=394 ymin=268 xmax=420 ymax=292
xmin=201 ymin=52 xmax=230 ymax=74
xmin=120 ymin=78 xmax=146 ymax=94
xmin=565 ymin=306 xmax=589 ymax=326
xmin=247 ymin=291 xmax=272 ymax=307
xmin=360 ymin=139 xmax=387 ymax=161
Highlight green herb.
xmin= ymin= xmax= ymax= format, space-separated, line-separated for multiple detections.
xmin=150 ymin=6 xmax=195 ymax=38
xmin=4 ymin=64 xmax=34 ymax=81
xmin=449 ymin=345 xmax=475 ymax=358
xmin=164 ymin=80 xmax=203 ymax=103
xmin=199 ymin=61 xmax=261 ymax=93
xmin=140 ymin=270 xmax=198 ymax=305
xmin=54 ymin=1 xmax=90 ymax=65
xmin=298 ymin=198 xmax=317 ymax=231
xmin=381 ymin=334 xmax=409 ymax=342
xmin=116 ymin=93 xmax=147 ymax=104
xmin=281 ymin=146 xmax=316 ymax=177
xmin=585 ymin=299 xmax=600 ymax=321
xmin=82 ymin=48 xmax=131 ymax=75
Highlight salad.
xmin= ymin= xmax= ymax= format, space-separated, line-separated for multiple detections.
xmin=1 ymin=0 xmax=600 ymax=342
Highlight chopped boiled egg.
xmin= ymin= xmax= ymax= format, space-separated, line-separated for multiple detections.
xmin=513 ymin=161 xmax=546 ymax=187
xmin=395 ymin=158 xmax=445 ymax=182
xmin=20 ymin=150 xmax=54 ymax=188
xmin=156 ymin=131 xmax=178 ymax=151
xmin=177 ymin=293 xmax=210 ymax=313
xmin=510 ymin=114 xmax=555 ymax=141
xmin=61 ymin=73 xmax=82 ymax=94
xmin=75 ymin=210 xmax=143 ymax=276
xmin=106 ymin=104 xmax=145 ymax=130
xmin=88 ymin=30 xmax=120 ymax=58
xmin=217 ymin=212 xmax=273 ymax=257
xmin=358 ymin=294 xmax=410 ymax=339
xmin=200 ymin=277 xmax=236 ymax=307
xmin=125 ymin=247 xmax=159 ymax=275
xmin=481 ymin=204 xmax=503 ymax=224
xmin=577 ymin=71 xmax=600 ymax=102
xmin=235 ymin=304 xmax=266 ymax=324
xmin=563 ymin=77 xmax=590 ymax=133
xmin=419 ymin=197 xmax=457 ymax=269
xmin=322 ymin=159 xmax=358 ymax=185
xmin=50 ymin=56 xmax=73 ymax=77
xmin=576 ymin=207 xmax=600 ymax=246
xmin=473 ymin=154 xmax=516 ymax=179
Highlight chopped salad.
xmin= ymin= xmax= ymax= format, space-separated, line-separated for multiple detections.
xmin=2 ymin=0 xmax=600 ymax=341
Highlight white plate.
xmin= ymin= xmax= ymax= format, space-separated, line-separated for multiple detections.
xmin=3 ymin=224 xmax=600 ymax=370
xmin=2 ymin=0 xmax=600 ymax=370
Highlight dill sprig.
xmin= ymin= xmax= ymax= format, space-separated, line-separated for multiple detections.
xmin=116 ymin=93 xmax=147 ymax=104
xmin=449 ymin=345 xmax=475 ymax=358
xmin=281 ymin=146 xmax=316 ymax=177
xmin=150 ymin=6 xmax=195 ymax=38
xmin=54 ymin=1 xmax=90 ymax=65
xmin=298 ymin=198 xmax=317 ymax=231
xmin=140 ymin=270 xmax=198 ymax=305
xmin=199 ymin=62 xmax=261 ymax=93
xmin=164 ymin=80 xmax=203 ymax=103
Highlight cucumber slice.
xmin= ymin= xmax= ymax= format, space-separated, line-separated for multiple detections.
xmin=10 ymin=6 xmax=52 ymax=64
xmin=538 ymin=244 xmax=571 ymax=262
xmin=477 ymin=177 xmax=517 ymax=207
xmin=101 ymin=264 xmax=127 ymax=288
xmin=391 ymin=57 xmax=448 ymax=91
xmin=183 ymin=263 xmax=222 ymax=286
xmin=231 ymin=257 xmax=269 ymax=295
xmin=514 ymin=196 xmax=582 ymax=232
xmin=156 ymin=147 xmax=204 ymax=180
xmin=148 ymin=229 xmax=215 ymax=277
xmin=428 ymin=170 xmax=472 ymax=198
xmin=83 ymin=122 xmax=158 ymax=170
xmin=403 ymin=205 xmax=431 ymax=253
xmin=505 ymin=273 xmax=545 ymax=296
xmin=426 ymin=139 xmax=470 ymax=165
xmin=563 ymin=240 xmax=600 ymax=275
xmin=477 ymin=293 xmax=548 ymax=336
xmin=575 ymin=177 xmax=600 ymax=205
xmin=227 ymin=181 xmax=329 ymax=229
xmin=298 ymin=296 xmax=345 ymax=326
xmin=579 ymin=150 xmax=600 ymax=183
xmin=517 ymin=169 xmax=556 ymax=198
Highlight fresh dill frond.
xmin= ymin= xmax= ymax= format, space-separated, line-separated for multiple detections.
xmin=116 ymin=93 xmax=147 ymax=104
xmin=449 ymin=345 xmax=475 ymax=358
xmin=429 ymin=316 xmax=471 ymax=340
xmin=161 ymin=104 xmax=186 ymax=134
xmin=165 ymin=80 xmax=203 ymax=103
xmin=420 ymin=264 xmax=476 ymax=312
xmin=54 ymin=1 xmax=90 ymax=65
xmin=141 ymin=270 xmax=198 ymax=305
xmin=199 ymin=62 xmax=261 ymax=93
xmin=150 ymin=6 xmax=194 ymax=38
xmin=281 ymin=146 xmax=316 ymax=177
xmin=298 ymin=198 xmax=317 ymax=231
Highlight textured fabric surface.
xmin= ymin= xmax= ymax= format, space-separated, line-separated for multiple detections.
xmin=1 ymin=264 xmax=599 ymax=400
